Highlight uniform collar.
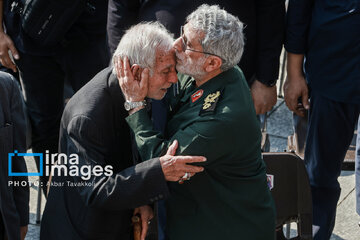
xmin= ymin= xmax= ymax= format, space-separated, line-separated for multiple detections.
xmin=179 ymin=67 xmax=236 ymax=107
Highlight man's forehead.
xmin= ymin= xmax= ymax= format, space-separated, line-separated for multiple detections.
xmin=155 ymin=49 xmax=176 ymax=72
xmin=184 ymin=23 xmax=204 ymax=43
xmin=156 ymin=50 xmax=175 ymax=62
xmin=183 ymin=22 xmax=205 ymax=46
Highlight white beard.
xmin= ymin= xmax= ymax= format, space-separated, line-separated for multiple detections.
xmin=176 ymin=52 xmax=207 ymax=80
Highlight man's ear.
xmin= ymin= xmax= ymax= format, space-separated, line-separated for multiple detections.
xmin=204 ymin=56 xmax=222 ymax=72
xmin=131 ymin=64 xmax=143 ymax=81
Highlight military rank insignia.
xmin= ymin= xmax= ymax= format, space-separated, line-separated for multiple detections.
xmin=191 ymin=89 xmax=203 ymax=103
xmin=200 ymin=90 xmax=221 ymax=115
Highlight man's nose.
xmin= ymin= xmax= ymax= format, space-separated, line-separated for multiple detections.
xmin=168 ymin=72 xmax=178 ymax=84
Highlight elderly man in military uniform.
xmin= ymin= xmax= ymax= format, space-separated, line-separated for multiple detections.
xmin=118 ymin=4 xmax=276 ymax=240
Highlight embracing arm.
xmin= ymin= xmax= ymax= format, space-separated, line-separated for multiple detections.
xmin=126 ymin=108 xmax=249 ymax=167
xmin=61 ymin=115 xmax=204 ymax=210
xmin=62 ymin=115 xmax=168 ymax=210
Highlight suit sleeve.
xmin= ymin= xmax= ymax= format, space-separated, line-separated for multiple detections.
xmin=255 ymin=0 xmax=285 ymax=85
xmin=10 ymin=78 xmax=29 ymax=227
xmin=285 ymin=0 xmax=314 ymax=54
xmin=62 ymin=115 xmax=169 ymax=210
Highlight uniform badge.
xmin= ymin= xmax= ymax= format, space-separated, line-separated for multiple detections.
xmin=199 ymin=91 xmax=221 ymax=115
xmin=191 ymin=89 xmax=204 ymax=103
xmin=266 ymin=174 xmax=274 ymax=190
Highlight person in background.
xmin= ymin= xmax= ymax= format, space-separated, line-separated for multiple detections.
xmin=284 ymin=0 xmax=360 ymax=239
xmin=0 ymin=71 xmax=29 ymax=240
xmin=356 ymin=118 xmax=360 ymax=224
xmin=0 ymin=0 xmax=110 ymax=193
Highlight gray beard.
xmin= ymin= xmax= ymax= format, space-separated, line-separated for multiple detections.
xmin=176 ymin=54 xmax=206 ymax=80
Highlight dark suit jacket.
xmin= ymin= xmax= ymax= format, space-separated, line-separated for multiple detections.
xmin=107 ymin=0 xmax=285 ymax=85
xmin=0 ymin=72 xmax=29 ymax=240
xmin=40 ymin=67 xmax=169 ymax=240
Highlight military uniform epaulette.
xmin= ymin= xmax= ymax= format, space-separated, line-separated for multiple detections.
xmin=199 ymin=90 xmax=222 ymax=116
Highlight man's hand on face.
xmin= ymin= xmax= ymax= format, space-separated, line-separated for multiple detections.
xmin=116 ymin=56 xmax=149 ymax=102
xmin=160 ymin=140 xmax=206 ymax=182
xmin=133 ymin=205 xmax=154 ymax=240
xmin=251 ymin=80 xmax=277 ymax=115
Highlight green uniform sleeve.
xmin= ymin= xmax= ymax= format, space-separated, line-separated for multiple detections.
xmin=126 ymin=107 xmax=258 ymax=168
xmin=126 ymin=109 xmax=169 ymax=159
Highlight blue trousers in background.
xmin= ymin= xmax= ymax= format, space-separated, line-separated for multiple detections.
xmin=304 ymin=93 xmax=360 ymax=240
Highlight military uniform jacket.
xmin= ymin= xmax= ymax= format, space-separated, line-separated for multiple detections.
xmin=127 ymin=67 xmax=276 ymax=240
xmin=40 ymin=67 xmax=169 ymax=240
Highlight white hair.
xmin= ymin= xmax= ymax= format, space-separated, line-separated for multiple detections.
xmin=186 ymin=4 xmax=245 ymax=71
xmin=112 ymin=22 xmax=174 ymax=75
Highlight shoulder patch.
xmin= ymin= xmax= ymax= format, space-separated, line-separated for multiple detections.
xmin=191 ymin=89 xmax=204 ymax=103
xmin=200 ymin=91 xmax=221 ymax=115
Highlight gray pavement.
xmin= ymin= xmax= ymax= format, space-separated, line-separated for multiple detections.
xmin=24 ymin=98 xmax=359 ymax=239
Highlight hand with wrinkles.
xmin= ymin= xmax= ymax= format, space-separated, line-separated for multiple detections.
xmin=115 ymin=56 xmax=149 ymax=102
xmin=160 ymin=140 xmax=206 ymax=182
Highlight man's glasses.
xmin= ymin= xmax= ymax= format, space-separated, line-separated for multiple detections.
xmin=180 ymin=26 xmax=225 ymax=61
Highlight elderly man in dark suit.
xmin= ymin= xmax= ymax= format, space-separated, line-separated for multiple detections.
xmin=40 ymin=22 xmax=205 ymax=240
xmin=0 ymin=72 xmax=29 ymax=240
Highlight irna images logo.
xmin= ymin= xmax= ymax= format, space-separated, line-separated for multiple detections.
xmin=8 ymin=150 xmax=43 ymax=176
xmin=8 ymin=150 xmax=113 ymax=180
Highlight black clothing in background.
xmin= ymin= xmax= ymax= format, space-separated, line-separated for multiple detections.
xmin=2 ymin=0 xmax=110 ymax=192
xmin=107 ymin=0 xmax=285 ymax=85
xmin=3 ymin=0 xmax=109 ymax=56
xmin=285 ymin=0 xmax=360 ymax=104
xmin=0 ymin=72 xmax=29 ymax=240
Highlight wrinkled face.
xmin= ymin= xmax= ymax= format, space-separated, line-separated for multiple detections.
xmin=173 ymin=23 xmax=207 ymax=79
xmin=147 ymin=49 xmax=178 ymax=100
